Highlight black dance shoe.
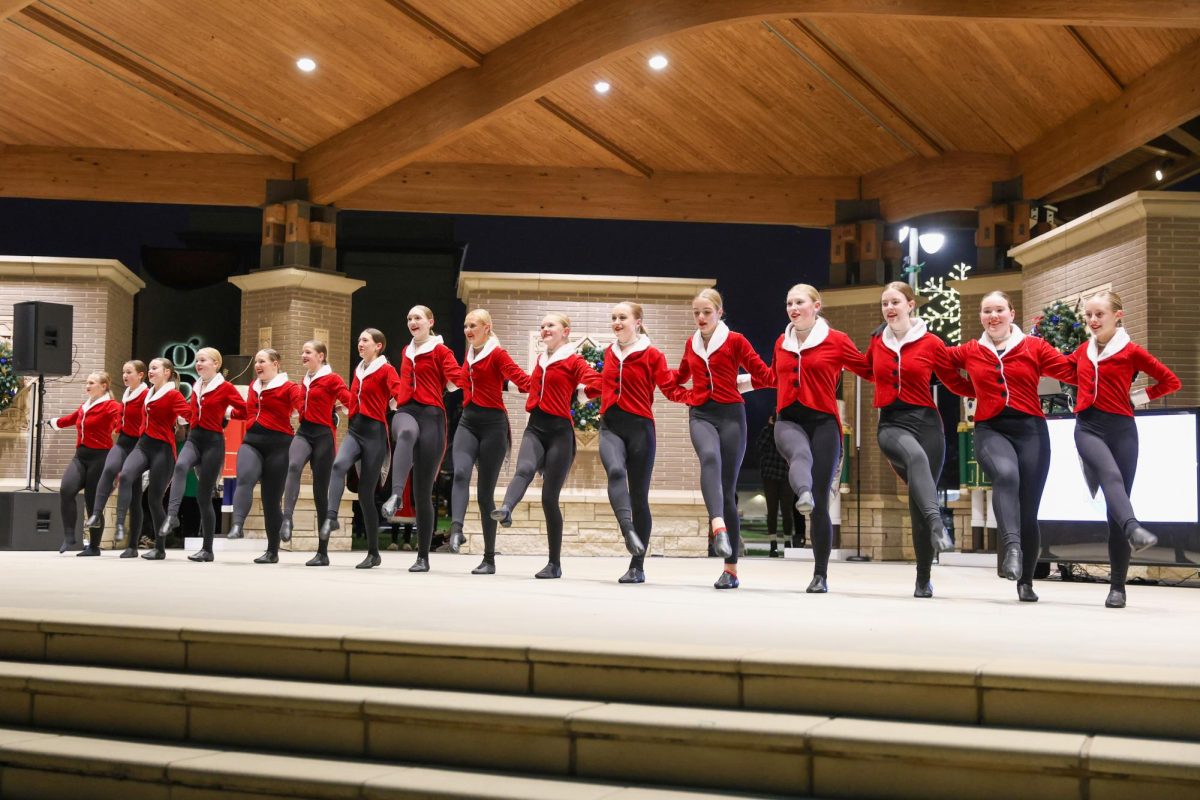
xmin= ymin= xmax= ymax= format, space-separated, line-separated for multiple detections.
xmin=619 ymin=566 xmax=646 ymax=584
xmin=1127 ymin=524 xmax=1158 ymax=553
xmin=58 ymin=538 xmax=73 ymax=554
xmin=490 ymin=506 xmax=513 ymax=527
xmin=85 ymin=514 xmax=104 ymax=531
xmin=381 ymin=493 xmax=401 ymax=519
xmin=159 ymin=515 xmax=180 ymax=536
xmin=318 ymin=518 xmax=339 ymax=542
xmin=279 ymin=519 xmax=292 ymax=543
xmin=714 ymin=570 xmax=739 ymax=589
xmin=408 ymin=557 xmax=430 ymax=573
xmin=448 ymin=525 xmax=465 ymax=554
xmin=806 ymin=574 xmax=828 ymax=594
xmin=472 ymin=559 xmax=496 ymax=575
xmin=141 ymin=548 xmax=165 ymax=561
xmin=76 ymin=546 xmax=100 ymax=557
xmin=794 ymin=490 xmax=815 ymax=514
xmin=188 ymin=549 xmax=214 ymax=563
xmin=535 ymin=562 xmax=562 ymax=579
xmin=113 ymin=523 xmax=127 ymax=544
xmin=711 ymin=530 xmax=732 ymax=559
xmin=306 ymin=553 xmax=330 ymax=567
xmin=930 ymin=519 xmax=955 ymax=554
xmin=1105 ymin=588 xmax=1126 ymax=608
xmin=1000 ymin=546 xmax=1022 ymax=581
xmin=770 ymin=540 xmax=781 ymax=558
xmin=914 ymin=578 xmax=933 ymax=598
xmin=621 ymin=526 xmax=646 ymax=557
xmin=119 ymin=546 xmax=138 ymax=559
xmin=253 ymin=551 xmax=278 ymax=564
xmin=226 ymin=523 xmax=243 ymax=540
xmin=356 ymin=552 xmax=381 ymax=569
xmin=1017 ymin=583 xmax=1039 ymax=602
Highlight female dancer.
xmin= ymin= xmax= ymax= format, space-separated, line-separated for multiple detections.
xmin=864 ymin=282 xmax=975 ymax=598
xmin=281 ymin=340 xmax=350 ymax=555
xmin=599 ymin=301 xmax=689 ymax=584
xmin=945 ymin=291 xmax=1075 ymax=601
xmin=380 ymin=306 xmax=461 ymax=573
xmin=49 ymin=371 xmax=120 ymax=555
xmin=220 ymin=349 xmax=302 ymax=564
xmin=1070 ymin=290 xmax=1180 ymax=608
xmin=85 ymin=360 xmax=148 ymax=558
xmin=320 ymin=329 xmax=401 ymax=569
xmin=770 ymin=284 xmax=871 ymax=594
xmin=114 ymin=358 xmax=192 ymax=558
xmin=161 ymin=348 xmax=244 ymax=543
xmin=676 ymin=288 xmax=774 ymax=589
xmin=451 ymin=309 xmax=530 ymax=574
xmin=491 ymin=313 xmax=602 ymax=579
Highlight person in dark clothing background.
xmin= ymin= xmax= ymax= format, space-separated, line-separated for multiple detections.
xmin=756 ymin=415 xmax=792 ymax=557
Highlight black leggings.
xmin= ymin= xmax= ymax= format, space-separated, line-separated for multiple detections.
xmin=762 ymin=478 xmax=794 ymax=540
xmin=450 ymin=405 xmax=509 ymax=560
xmin=60 ymin=446 xmax=108 ymax=545
xmin=232 ymin=426 xmax=293 ymax=554
xmin=600 ymin=406 xmax=657 ymax=566
xmin=774 ymin=403 xmax=841 ymax=576
xmin=388 ymin=402 xmax=447 ymax=561
xmin=501 ymin=408 xmax=575 ymax=566
xmin=167 ymin=428 xmax=225 ymax=538
xmin=1075 ymin=408 xmax=1139 ymax=588
xmin=877 ymin=405 xmax=945 ymax=581
xmin=284 ymin=422 xmax=335 ymax=525
xmin=975 ymin=411 xmax=1051 ymax=584
xmin=689 ymin=401 xmax=747 ymax=565
xmin=326 ymin=416 xmax=388 ymax=558
xmin=91 ymin=433 xmax=143 ymax=540
xmin=117 ymin=436 xmax=176 ymax=543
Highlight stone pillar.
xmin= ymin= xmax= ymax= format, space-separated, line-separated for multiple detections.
xmin=228 ymin=267 xmax=365 ymax=551
xmin=0 ymin=257 xmax=144 ymax=508
xmin=457 ymin=271 xmax=714 ymax=557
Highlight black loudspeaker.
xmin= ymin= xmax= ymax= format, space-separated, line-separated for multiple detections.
xmin=13 ymin=301 xmax=73 ymax=376
xmin=0 ymin=492 xmax=62 ymax=550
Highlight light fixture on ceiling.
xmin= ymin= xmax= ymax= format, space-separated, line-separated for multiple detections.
xmin=594 ymin=80 xmax=611 ymax=94
xmin=1155 ymin=168 xmax=1164 ymax=182
xmin=296 ymin=57 xmax=317 ymax=73
xmin=648 ymin=54 xmax=668 ymax=71
xmin=1155 ymin=158 xmax=1175 ymax=182
xmin=898 ymin=226 xmax=945 ymax=289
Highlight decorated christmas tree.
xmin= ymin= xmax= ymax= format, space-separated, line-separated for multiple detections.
xmin=0 ymin=340 xmax=22 ymax=414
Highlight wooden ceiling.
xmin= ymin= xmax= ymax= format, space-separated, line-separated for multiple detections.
xmin=1 ymin=0 xmax=1199 ymax=226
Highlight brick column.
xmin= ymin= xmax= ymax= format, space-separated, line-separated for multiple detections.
xmin=228 ymin=268 xmax=365 ymax=551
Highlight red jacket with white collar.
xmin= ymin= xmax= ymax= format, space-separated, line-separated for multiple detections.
xmin=526 ymin=347 xmax=602 ymax=420
xmin=676 ymin=323 xmax=773 ymax=406
xmin=52 ymin=395 xmax=121 ymax=449
xmin=299 ymin=366 xmax=351 ymax=433
xmin=348 ymin=357 xmax=402 ymax=424
xmin=187 ymin=375 xmax=245 ymax=433
xmin=945 ymin=327 xmax=1075 ymax=422
xmin=118 ymin=383 xmax=148 ymax=437
xmin=772 ymin=319 xmax=870 ymax=424
xmin=142 ymin=383 xmax=193 ymax=454
xmin=396 ymin=336 xmax=461 ymax=409
xmin=1070 ymin=328 xmax=1181 ymax=416
xmin=235 ymin=374 xmax=302 ymax=435
xmin=865 ymin=321 xmax=974 ymax=408
xmin=461 ymin=337 xmax=530 ymax=411
xmin=600 ymin=336 xmax=687 ymax=419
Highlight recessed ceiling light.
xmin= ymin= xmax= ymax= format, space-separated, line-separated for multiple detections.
xmin=594 ymin=80 xmax=611 ymax=94
xmin=648 ymin=54 xmax=668 ymax=71
xmin=296 ymin=57 xmax=317 ymax=73
xmin=1155 ymin=168 xmax=1164 ymax=181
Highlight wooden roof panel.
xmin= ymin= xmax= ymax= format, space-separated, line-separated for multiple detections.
xmin=404 ymin=0 xmax=582 ymax=55
xmin=1074 ymin=26 xmax=1200 ymax=87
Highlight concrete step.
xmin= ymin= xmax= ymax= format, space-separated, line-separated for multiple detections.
xmin=0 ymin=661 xmax=1197 ymax=799
xmin=0 ymin=609 xmax=1197 ymax=741
xmin=0 ymin=725 xmax=774 ymax=800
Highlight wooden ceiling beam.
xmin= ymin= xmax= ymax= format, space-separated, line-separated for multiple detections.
xmin=862 ymin=152 xmax=1014 ymax=222
xmin=1166 ymin=126 xmax=1200 ymax=155
xmin=17 ymin=6 xmax=302 ymax=162
xmin=1017 ymin=43 xmax=1200 ymax=199
xmin=0 ymin=1 xmax=35 ymax=23
xmin=0 ymin=147 xmax=292 ymax=206
xmin=340 ymin=163 xmax=855 ymax=226
xmin=382 ymin=0 xmax=484 ymax=68
xmin=300 ymin=0 xmax=1200 ymax=204
xmin=1064 ymin=26 xmax=1124 ymax=98
xmin=533 ymin=99 xmax=653 ymax=178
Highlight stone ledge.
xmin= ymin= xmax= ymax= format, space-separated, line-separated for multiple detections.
xmin=0 ymin=255 xmax=145 ymax=295
xmin=457 ymin=271 xmax=714 ymax=303
xmin=228 ymin=267 xmax=366 ymax=295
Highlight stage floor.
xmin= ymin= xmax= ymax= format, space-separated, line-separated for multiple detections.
xmin=0 ymin=551 xmax=1197 ymax=669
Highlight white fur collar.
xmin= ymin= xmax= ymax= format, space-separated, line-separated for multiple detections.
xmin=781 ymin=317 xmax=830 ymax=355
xmin=406 ymin=335 xmax=444 ymax=361
xmin=691 ymin=321 xmax=729 ymax=363
xmin=145 ymin=381 xmax=177 ymax=405
xmin=466 ymin=336 xmax=500 ymax=366
xmin=252 ymin=372 xmax=290 ymax=393
xmin=304 ymin=364 xmax=332 ymax=387
xmin=538 ymin=342 xmax=577 ymax=370
xmin=882 ymin=318 xmax=928 ymax=354
xmin=979 ymin=324 xmax=1025 ymax=359
xmin=1087 ymin=326 xmax=1130 ymax=364
xmin=611 ymin=334 xmax=651 ymax=363
xmin=81 ymin=392 xmax=113 ymax=412
xmin=356 ymin=356 xmax=388 ymax=380
xmin=194 ymin=372 xmax=225 ymax=397
xmin=121 ymin=383 xmax=148 ymax=404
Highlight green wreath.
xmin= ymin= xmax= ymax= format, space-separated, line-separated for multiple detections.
xmin=571 ymin=342 xmax=604 ymax=433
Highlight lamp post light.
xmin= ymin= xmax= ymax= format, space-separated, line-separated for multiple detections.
xmin=898 ymin=226 xmax=945 ymax=291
